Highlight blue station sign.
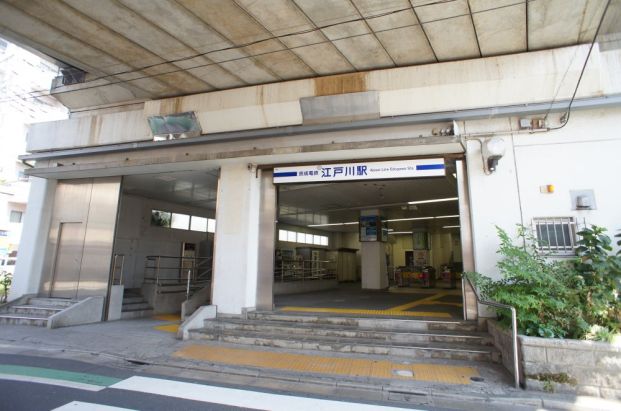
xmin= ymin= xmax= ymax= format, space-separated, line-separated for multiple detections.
xmin=273 ymin=158 xmax=445 ymax=184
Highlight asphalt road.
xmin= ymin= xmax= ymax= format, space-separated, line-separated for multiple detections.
xmin=0 ymin=354 xmax=445 ymax=411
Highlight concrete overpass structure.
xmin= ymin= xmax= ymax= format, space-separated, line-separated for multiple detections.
xmin=0 ymin=0 xmax=620 ymax=362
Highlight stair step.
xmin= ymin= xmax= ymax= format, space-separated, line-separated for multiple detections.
xmin=26 ymin=298 xmax=77 ymax=308
xmin=0 ymin=313 xmax=48 ymax=327
xmin=122 ymin=296 xmax=145 ymax=304
xmin=247 ymin=311 xmax=479 ymax=332
xmin=122 ymin=302 xmax=151 ymax=311
xmin=121 ymin=309 xmax=154 ymax=320
xmin=189 ymin=328 xmax=500 ymax=363
xmin=203 ymin=318 xmax=491 ymax=346
xmin=9 ymin=305 xmax=63 ymax=317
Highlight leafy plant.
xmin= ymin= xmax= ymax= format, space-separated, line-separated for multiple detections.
xmin=573 ymin=226 xmax=621 ymax=333
xmin=468 ymin=226 xmax=587 ymax=338
xmin=469 ymin=225 xmax=621 ymax=340
xmin=0 ymin=272 xmax=11 ymax=303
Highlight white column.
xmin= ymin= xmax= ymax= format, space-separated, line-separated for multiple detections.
xmin=9 ymin=177 xmax=56 ymax=301
xmin=360 ymin=209 xmax=388 ymax=290
xmin=211 ymin=163 xmax=262 ymax=315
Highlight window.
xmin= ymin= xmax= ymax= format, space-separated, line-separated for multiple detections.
xmin=207 ymin=218 xmax=216 ymax=233
xmin=0 ymin=230 xmax=7 ymax=238
xmin=190 ymin=216 xmax=207 ymax=232
xmin=533 ymin=217 xmax=576 ymax=255
xmin=151 ymin=209 xmax=216 ymax=233
xmin=296 ymin=232 xmax=306 ymax=243
xmin=151 ymin=210 xmax=171 ymax=227
xmin=9 ymin=211 xmax=22 ymax=223
xmin=171 ymin=213 xmax=190 ymax=230
xmin=278 ymin=229 xmax=329 ymax=247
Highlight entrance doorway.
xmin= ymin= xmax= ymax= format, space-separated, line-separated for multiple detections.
xmin=273 ymin=158 xmax=465 ymax=320
xmin=112 ymin=169 xmax=219 ymax=317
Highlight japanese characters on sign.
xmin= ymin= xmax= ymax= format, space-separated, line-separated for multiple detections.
xmin=273 ymin=159 xmax=445 ymax=184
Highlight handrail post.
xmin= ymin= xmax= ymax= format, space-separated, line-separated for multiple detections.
xmin=465 ymin=274 xmax=520 ymax=389
xmin=510 ymin=306 xmax=520 ymax=389
xmin=156 ymin=256 xmax=161 ymax=286
xmin=461 ymin=276 xmax=467 ymax=320
xmin=119 ymin=255 xmax=125 ymax=286
xmin=186 ymin=268 xmax=191 ymax=300
xmin=111 ymin=254 xmax=118 ymax=285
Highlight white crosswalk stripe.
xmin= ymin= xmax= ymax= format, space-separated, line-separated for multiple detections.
xmin=52 ymin=401 xmax=137 ymax=411
xmin=110 ymin=376 xmax=422 ymax=411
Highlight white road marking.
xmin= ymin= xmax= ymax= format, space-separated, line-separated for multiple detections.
xmin=0 ymin=373 xmax=105 ymax=392
xmin=111 ymin=376 xmax=421 ymax=411
xmin=52 ymin=401 xmax=137 ymax=411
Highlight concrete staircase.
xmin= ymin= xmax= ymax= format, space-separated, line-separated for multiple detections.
xmin=189 ymin=311 xmax=501 ymax=363
xmin=0 ymin=297 xmax=78 ymax=327
xmin=121 ymin=288 xmax=153 ymax=319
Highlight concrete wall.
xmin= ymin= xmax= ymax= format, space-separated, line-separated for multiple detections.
xmin=488 ymin=321 xmax=621 ymax=399
xmin=466 ymin=108 xmax=621 ymax=281
xmin=26 ymin=45 xmax=621 ymax=152
xmin=9 ymin=178 xmax=56 ymax=301
xmin=114 ymin=193 xmax=214 ymax=289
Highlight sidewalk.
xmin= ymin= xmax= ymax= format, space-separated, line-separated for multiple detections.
xmin=0 ymin=317 xmax=619 ymax=411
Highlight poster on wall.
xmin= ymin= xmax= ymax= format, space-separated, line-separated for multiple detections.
xmin=359 ymin=216 xmax=388 ymax=242
xmin=359 ymin=216 xmax=377 ymax=242
xmin=273 ymin=158 xmax=445 ymax=184
xmin=413 ymin=231 xmax=429 ymax=250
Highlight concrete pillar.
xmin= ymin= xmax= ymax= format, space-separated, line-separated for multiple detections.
xmin=9 ymin=177 xmax=56 ymax=301
xmin=211 ymin=163 xmax=267 ymax=315
xmin=360 ymin=209 xmax=388 ymax=290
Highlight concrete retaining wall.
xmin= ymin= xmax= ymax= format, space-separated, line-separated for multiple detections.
xmin=488 ymin=320 xmax=621 ymax=399
xmin=48 ymin=296 xmax=104 ymax=329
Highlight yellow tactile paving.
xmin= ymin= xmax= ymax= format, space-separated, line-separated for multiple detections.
xmin=153 ymin=324 xmax=180 ymax=333
xmin=174 ymin=345 xmax=479 ymax=385
xmin=153 ymin=314 xmax=181 ymax=322
xmin=419 ymin=301 xmax=463 ymax=307
xmin=388 ymin=292 xmax=448 ymax=311
xmin=279 ymin=306 xmax=451 ymax=318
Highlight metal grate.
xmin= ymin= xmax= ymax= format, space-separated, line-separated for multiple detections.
xmin=532 ymin=217 xmax=577 ymax=256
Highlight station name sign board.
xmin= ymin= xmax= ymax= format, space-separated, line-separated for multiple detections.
xmin=273 ymin=159 xmax=445 ymax=184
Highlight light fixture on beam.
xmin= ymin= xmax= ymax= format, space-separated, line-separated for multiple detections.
xmin=408 ymin=197 xmax=458 ymax=205
xmin=307 ymin=221 xmax=358 ymax=227
xmin=443 ymin=225 xmax=461 ymax=229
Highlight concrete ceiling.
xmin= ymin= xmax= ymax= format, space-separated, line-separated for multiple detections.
xmin=0 ymin=0 xmax=614 ymax=110
xmin=120 ymin=168 xmax=459 ymax=232
xmin=278 ymin=173 xmax=460 ymax=232
xmin=122 ymin=169 xmax=220 ymax=209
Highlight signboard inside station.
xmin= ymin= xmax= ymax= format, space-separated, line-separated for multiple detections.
xmin=273 ymin=159 xmax=445 ymax=184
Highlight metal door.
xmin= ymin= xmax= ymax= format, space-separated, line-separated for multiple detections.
xmin=50 ymin=222 xmax=84 ymax=299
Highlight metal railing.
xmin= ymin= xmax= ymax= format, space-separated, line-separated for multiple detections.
xmin=274 ymin=259 xmax=336 ymax=282
xmin=111 ymin=254 xmax=125 ymax=286
xmin=144 ymin=255 xmax=212 ymax=299
xmin=463 ymin=273 xmax=520 ymax=389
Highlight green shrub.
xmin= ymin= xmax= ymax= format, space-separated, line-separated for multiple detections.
xmin=468 ymin=225 xmax=621 ymax=340
xmin=574 ymin=226 xmax=621 ymax=333
xmin=0 ymin=272 xmax=11 ymax=303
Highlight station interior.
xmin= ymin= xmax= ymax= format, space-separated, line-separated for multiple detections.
xmin=111 ymin=159 xmax=464 ymax=320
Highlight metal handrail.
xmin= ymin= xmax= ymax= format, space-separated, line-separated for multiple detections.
xmin=111 ymin=254 xmax=125 ymax=286
xmin=274 ymin=258 xmax=336 ymax=282
xmin=463 ymin=273 xmax=520 ymax=389
xmin=144 ymin=255 xmax=212 ymax=301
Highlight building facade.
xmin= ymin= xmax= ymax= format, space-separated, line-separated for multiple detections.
xmin=6 ymin=40 xmax=621 ymax=320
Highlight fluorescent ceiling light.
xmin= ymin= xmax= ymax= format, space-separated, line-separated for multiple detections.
xmin=308 ymin=221 xmax=357 ymax=227
xmin=388 ymin=231 xmax=412 ymax=235
xmin=435 ymin=215 xmax=460 ymax=219
xmin=443 ymin=225 xmax=461 ymax=229
xmin=408 ymin=197 xmax=458 ymax=205
xmin=385 ymin=217 xmax=434 ymax=222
